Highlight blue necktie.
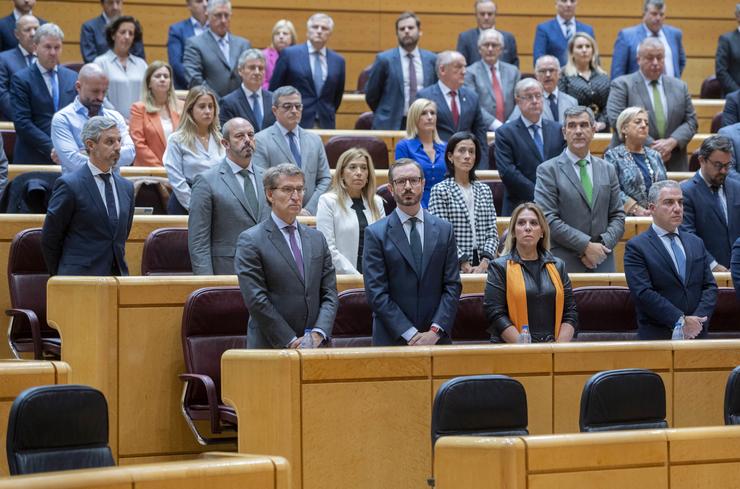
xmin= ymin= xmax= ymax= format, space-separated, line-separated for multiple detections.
xmin=99 ymin=173 xmax=118 ymax=229
xmin=287 ymin=131 xmax=302 ymax=168
xmin=548 ymin=93 xmax=559 ymax=122
xmin=49 ymin=70 xmax=59 ymax=111
xmin=312 ymin=51 xmax=324 ymax=95
xmin=668 ymin=233 xmax=686 ymax=282
xmin=409 ymin=217 xmax=422 ymax=272
xmin=250 ymin=93 xmax=263 ymax=129
xmin=711 ymin=185 xmax=727 ymax=224
xmin=26 ymin=54 xmax=33 ymax=67
xmin=531 ymin=124 xmax=545 ymax=160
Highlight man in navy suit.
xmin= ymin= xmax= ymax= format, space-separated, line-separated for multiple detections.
xmin=80 ymin=0 xmax=145 ymax=63
xmin=220 ymin=49 xmax=275 ymax=132
xmin=269 ymin=13 xmax=345 ymax=129
xmin=624 ymin=180 xmax=717 ymax=340
xmin=722 ymin=89 xmax=740 ymax=127
xmin=416 ymin=51 xmax=489 ymax=167
xmin=42 ymin=116 xmax=135 ymax=276
xmin=167 ymin=0 xmax=208 ymax=90
xmin=533 ymin=0 xmax=594 ymax=67
xmin=610 ymin=0 xmax=685 ymax=79
xmin=496 ymin=78 xmax=566 ymax=216
xmin=680 ymin=135 xmax=740 ymax=271
xmin=731 ymin=237 xmax=740 ymax=300
xmin=363 ymin=159 xmax=461 ymax=346
xmin=0 ymin=0 xmax=44 ymax=52
xmin=0 ymin=14 xmax=37 ymax=120
xmin=456 ymin=0 xmax=518 ymax=67
xmin=365 ymin=11 xmax=437 ymax=130
xmin=11 ymin=23 xmax=77 ymax=165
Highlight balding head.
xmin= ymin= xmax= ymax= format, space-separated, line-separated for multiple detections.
xmin=14 ymin=14 xmax=38 ymax=53
xmin=76 ymin=64 xmax=109 ymax=116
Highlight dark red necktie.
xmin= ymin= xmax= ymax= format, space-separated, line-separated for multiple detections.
xmin=449 ymin=91 xmax=459 ymax=127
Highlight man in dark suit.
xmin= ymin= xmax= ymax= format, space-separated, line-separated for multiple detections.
xmin=416 ymin=50 xmax=489 ymax=167
xmin=607 ymin=37 xmax=697 ymax=171
xmin=219 ymin=49 xmax=275 ymax=132
xmin=610 ymin=0 xmax=685 ymax=79
xmin=183 ymin=0 xmax=250 ymax=98
xmin=269 ymin=13 xmax=345 ymax=129
xmin=167 ymin=0 xmax=208 ymax=90
xmin=624 ymin=180 xmax=717 ymax=340
xmin=533 ymin=0 xmax=594 ymax=67
xmin=11 ymin=23 xmax=77 ymax=165
xmin=364 ymin=11 xmax=437 ymax=130
xmin=363 ymin=159 xmax=461 ymax=346
xmin=718 ymin=122 xmax=740 ymax=172
xmin=508 ymin=55 xmax=578 ymax=123
xmin=496 ymin=78 xmax=566 ymax=215
xmin=235 ymin=163 xmax=337 ymax=349
xmin=716 ymin=4 xmax=740 ymax=95
xmin=722 ymin=89 xmax=740 ymax=127
xmin=0 ymin=14 xmax=37 ymax=120
xmin=42 ymin=116 xmax=135 ymax=276
xmin=732 ymin=237 xmax=740 ymax=301
xmin=189 ymin=118 xmax=269 ymax=275
xmin=456 ymin=0 xmax=518 ymax=66
xmin=0 ymin=0 xmax=44 ymax=52
xmin=680 ymin=135 xmax=740 ymax=272
xmin=79 ymin=0 xmax=145 ymax=63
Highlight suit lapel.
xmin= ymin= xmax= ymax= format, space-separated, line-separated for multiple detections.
xmin=270 ymin=125 xmax=295 ymax=165
xmin=693 ymin=173 xmax=727 ymax=227
xmin=113 ymin=173 xmax=130 ymax=236
xmin=421 ymin=211 xmax=439 ymax=277
xmin=82 ymin=166 xmax=114 ymax=237
xmin=632 ymin=75 xmax=659 ymax=135
xmin=297 ymin=224 xmax=311 ymax=284
xmin=422 ymin=51 xmax=435 ymax=86
xmin=218 ymin=159 xmax=255 ymax=220
xmin=204 ymin=32 xmax=230 ymax=69
xmin=431 ymin=84 xmax=454 ymax=130
xmin=646 ymin=227 xmax=684 ymax=285
xmin=237 ymin=89 xmax=257 ymax=126
xmin=150 ymin=111 xmax=167 ymax=149
xmin=387 ymin=212 xmax=419 ymax=276
xmin=516 ymin=119 xmax=544 ymax=160
xmin=300 ymin=44 xmax=316 ymax=97
xmin=590 ymin=157 xmax=603 ymax=205
xmin=31 ymin=65 xmax=52 ymax=105
xmin=558 ymin=154 xmax=590 ymax=206
xmin=266 ymin=218 xmax=305 ymax=284
xmin=390 ymin=49 xmax=404 ymax=94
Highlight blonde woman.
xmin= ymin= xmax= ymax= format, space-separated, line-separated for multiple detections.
xmin=163 ymin=86 xmax=223 ymax=214
xmin=263 ymin=19 xmax=297 ymax=89
xmin=316 ymin=148 xmax=385 ymax=274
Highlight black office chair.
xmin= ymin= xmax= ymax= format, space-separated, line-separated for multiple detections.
xmin=6 ymin=384 xmax=115 ymax=475
xmin=724 ymin=366 xmax=740 ymax=425
xmin=579 ymin=368 xmax=668 ymax=432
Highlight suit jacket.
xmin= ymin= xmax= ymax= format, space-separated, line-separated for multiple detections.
xmin=533 ymin=18 xmax=594 ymax=66
xmin=251 ymin=123 xmax=331 ymax=215
xmin=464 ymin=60 xmax=519 ymax=128
xmin=610 ymin=24 xmax=685 ymax=79
xmin=11 ymin=64 xmax=77 ymax=165
xmin=0 ymin=47 xmax=30 ymax=120
xmin=268 ymin=43 xmax=346 ymax=129
xmin=723 ymin=91 xmax=740 ymax=128
xmin=364 ymin=47 xmax=437 ymax=130
xmin=732 ymin=237 xmax=740 ymax=301
xmin=624 ymin=227 xmax=717 ymax=340
xmin=129 ymin=102 xmax=181 ymax=167
xmin=534 ymin=150 xmax=625 ymax=273
xmin=495 ymin=117 xmax=565 ymax=215
xmin=183 ymin=31 xmax=251 ymax=97
xmin=189 ymin=159 xmax=270 ymax=275
xmin=416 ymin=83 xmax=489 ymax=168
xmin=456 ymin=28 xmax=519 ymax=67
xmin=41 ymin=163 xmax=135 ymax=276
xmin=363 ymin=210 xmax=462 ymax=346
xmin=716 ymin=30 xmax=740 ymax=95
xmin=606 ymin=72 xmax=697 ymax=171
xmin=80 ymin=14 xmax=145 ymax=63
xmin=219 ymin=87 xmax=275 ymax=131
xmin=718 ymin=123 xmax=740 ymax=173
xmin=680 ymin=172 xmax=740 ymax=268
xmin=508 ymin=90 xmax=578 ymax=123
xmin=0 ymin=13 xmax=45 ymax=52
xmin=167 ymin=18 xmax=196 ymax=90
xmin=235 ymin=216 xmax=338 ymax=348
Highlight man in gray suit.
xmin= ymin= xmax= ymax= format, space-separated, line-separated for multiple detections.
xmin=508 ymin=55 xmax=577 ymax=123
xmin=182 ymin=0 xmax=251 ymax=97
xmin=535 ymin=106 xmax=625 ymax=273
xmin=464 ymin=28 xmax=520 ymax=131
xmin=189 ymin=117 xmax=269 ymax=275
xmin=235 ymin=163 xmax=338 ymax=349
xmin=252 ymin=86 xmax=331 ymax=215
xmin=607 ymin=37 xmax=697 ymax=171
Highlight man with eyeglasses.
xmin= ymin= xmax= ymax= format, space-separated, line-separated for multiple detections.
xmin=363 ymin=158 xmax=461 ymax=346
xmin=679 ymin=135 xmax=740 ymax=272
xmin=509 ymin=55 xmax=577 ymax=123
xmin=252 ymin=85 xmax=331 ymax=215
xmin=235 ymin=163 xmax=338 ymax=349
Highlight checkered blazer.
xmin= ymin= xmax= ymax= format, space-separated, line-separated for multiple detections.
xmin=428 ymin=178 xmax=499 ymax=263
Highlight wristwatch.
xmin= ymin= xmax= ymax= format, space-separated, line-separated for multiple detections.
xmin=430 ymin=325 xmax=443 ymax=337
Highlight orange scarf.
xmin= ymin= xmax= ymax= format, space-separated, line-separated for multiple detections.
xmin=505 ymin=260 xmax=564 ymax=339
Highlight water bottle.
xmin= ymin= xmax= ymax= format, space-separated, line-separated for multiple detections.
xmin=672 ymin=318 xmax=685 ymax=341
xmin=517 ymin=325 xmax=532 ymax=344
xmin=300 ymin=328 xmax=314 ymax=349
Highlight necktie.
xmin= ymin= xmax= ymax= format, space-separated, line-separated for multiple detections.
xmin=667 ymin=233 xmax=686 ymax=282
xmin=407 ymin=53 xmax=418 ymax=103
xmin=650 ymin=80 xmax=666 ymax=138
xmin=409 ymin=217 xmax=423 ymax=272
xmin=286 ymin=225 xmax=305 ymax=279
xmin=711 ymin=185 xmax=728 ymax=224
xmin=49 ymin=70 xmax=59 ymax=111
xmin=449 ymin=90 xmax=459 ymax=127
xmin=531 ymin=124 xmax=545 ymax=160
xmin=239 ymin=168 xmax=259 ymax=215
xmin=564 ymin=20 xmax=573 ymax=40
xmin=490 ymin=65 xmax=505 ymax=122
xmin=577 ymin=159 xmax=593 ymax=206
xmin=99 ymin=173 xmax=118 ymax=228
xmin=312 ymin=51 xmax=324 ymax=95
xmin=26 ymin=54 xmax=33 ymax=67
xmin=219 ymin=37 xmax=230 ymax=67
xmin=287 ymin=131 xmax=302 ymax=168
xmin=548 ymin=93 xmax=559 ymax=122
xmin=250 ymin=93 xmax=263 ymax=129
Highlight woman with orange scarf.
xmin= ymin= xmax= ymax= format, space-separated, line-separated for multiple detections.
xmin=483 ymin=202 xmax=578 ymax=343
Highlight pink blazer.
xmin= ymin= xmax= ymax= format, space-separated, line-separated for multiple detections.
xmin=129 ymin=101 xmax=181 ymax=166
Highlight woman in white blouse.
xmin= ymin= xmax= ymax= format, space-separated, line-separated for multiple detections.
xmin=93 ymin=15 xmax=147 ymax=119
xmin=316 ymin=148 xmax=385 ymax=274
xmin=163 ymin=86 xmax=223 ymax=214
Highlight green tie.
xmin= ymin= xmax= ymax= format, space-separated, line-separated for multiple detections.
xmin=577 ymin=159 xmax=593 ymax=206
xmin=650 ymin=80 xmax=666 ymax=138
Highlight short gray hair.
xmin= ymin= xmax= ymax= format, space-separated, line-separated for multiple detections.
xmin=263 ymin=163 xmax=305 ymax=194
xmin=388 ymin=158 xmax=424 ymax=183
xmin=14 ymin=14 xmax=37 ymax=33
xmin=207 ymin=0 xmax=231 ymax=15
xmin=81 ymin=116 xmax=118 ymax=145
xmin=637 ymin=36 xmax=665 ymax=56
xmin=33 ymin=23 xmax=64 ymax=44
xmin=698 ymin=134 xmax=734 ymax=160
xmin=648 ymin=179 xmax=680 ymax=205
xmin=563 ymin=106 xmax=596 ymax=126
xmin=237 ymin=48 xmax=265 ymax=69
xmin=515 ymin=77 xmax=543 ymax=98
xmin=435 ymin=50 xmax=465 ymax=74
xmin=644 ymin=0 xmax=665 ymax=12
xmin=272 ymin=85 xmax=302 ymax=106
xmin=615 ymin=106 xmax=648 ymax=142
xmin=535 ymin=54 xmax=561 ymax=70
xmin=477 ymin=28 xmax=504 ymax=49
xmin=307 ymin=13 xmax=334 ymax=31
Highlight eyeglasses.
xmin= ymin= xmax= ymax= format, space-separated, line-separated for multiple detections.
xmin=278 ymin=103 xmax=303 ymax=111
xmin=517 ymin=93 xmax=543 ymax=102
xmin=705 ymin=158 xmax=732 ymax=171
xmin=536 ymin=68 xmax=557 ymax=75
xmin=392 ymin=177 xmax=423 ymax=187
xmin=273 ymin=186 xmax=306 ymax=196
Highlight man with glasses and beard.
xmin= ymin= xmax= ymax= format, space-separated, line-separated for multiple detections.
xmin=363 ymin=158 xmax=462 ymax=346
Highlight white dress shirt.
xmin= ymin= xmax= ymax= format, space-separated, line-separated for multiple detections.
xmin=556 ymin=14 xmax=577 ymax=39
xmin=307 ymin=41 xmax=328 ymax=83
xmin=399 ymin=46 xmax=423 ymax=113
xmin=275 ymin=121 xmax=301 ymax=154
xmin=36 ymin=63 xmax=56 ymax=98
xmin=521 ymin=115 xmax=545 ymax=146
xmin=226 ymin=157 xmax=257 ymax=196
xmin=652 ymin=223 xmax=686 ymax=275
xmin=641 ymin=72 xmax=668 ymax=124
xmin=241 ymin=84 xmax=265 ymax=121
xmin=565 ymin=148 xmax=594 ymax=184
xmin=87 ymin=161 xmax=120 ymax=217
xmin=191 ymin=17 xmax=207 ymax=37
xmin=438 ymin=80 xmax=462 ymax=117
xmin=483 ymin=60 xmax=505 ymax=130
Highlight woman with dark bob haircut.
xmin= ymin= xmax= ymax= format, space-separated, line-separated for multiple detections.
xmin=428 ymin=131 xmax=499 ymax=273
